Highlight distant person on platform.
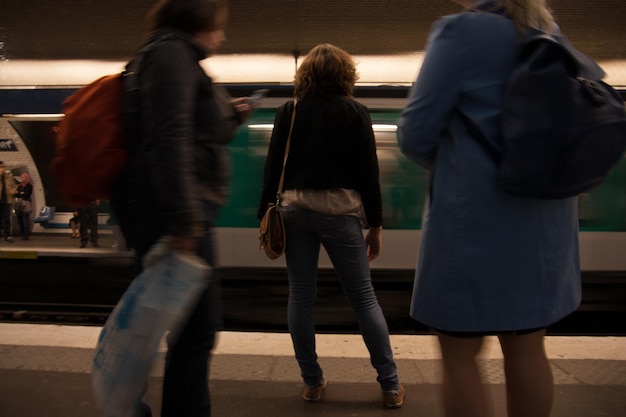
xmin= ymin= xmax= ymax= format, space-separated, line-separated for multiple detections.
xmin=0 ymin=161 xmax=17 ymax=243
xmin=78 ymin=200 xmax=99 ymax=248
xmin=106 ymin=204 xmax=127 ymax=250
xmin=14 ymin=172 xmax=33 ymax=240
xmin=69 ymin=211 xmax=80 ymax=238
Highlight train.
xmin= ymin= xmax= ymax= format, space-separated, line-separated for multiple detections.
xmin=0 ymin=84 xmax=625 ymax=276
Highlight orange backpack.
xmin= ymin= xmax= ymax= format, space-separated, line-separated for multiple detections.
xmin=50 ymin=73 xmax=128 ymax=207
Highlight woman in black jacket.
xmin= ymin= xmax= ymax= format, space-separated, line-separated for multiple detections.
xmin=258 ymin=44 xmax=404 ymax=408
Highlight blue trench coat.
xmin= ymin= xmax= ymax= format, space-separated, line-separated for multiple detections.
xmin=397 ymin=7 xmax=581 ymax=332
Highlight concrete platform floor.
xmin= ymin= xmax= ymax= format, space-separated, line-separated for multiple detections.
xmin=0 ymin=325 xmax=624 ymax=416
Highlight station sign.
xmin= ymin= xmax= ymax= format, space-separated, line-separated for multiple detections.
xmin=0 ymin=139 xmax=18 ymax=151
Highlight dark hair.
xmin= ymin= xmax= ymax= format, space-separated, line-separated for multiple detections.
xmin=294 ymin=44 xmax=358 ymax=99
xmin=147 ymin=0 xmax=228 ymax=35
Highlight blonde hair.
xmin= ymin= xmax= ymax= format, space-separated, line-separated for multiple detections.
xmin=499 ymin=0 xmax=554 ymax=32
xmin=293 ymin=44 xmax=358 ymax=100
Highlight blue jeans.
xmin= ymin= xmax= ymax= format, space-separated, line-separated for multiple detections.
xmin=15 ymin=209 xmax=30 ymax=239
xmin=135 ymin=201 xmax=221 ymax=417
xmin=281 ymin=205 xmax=399 ymax=391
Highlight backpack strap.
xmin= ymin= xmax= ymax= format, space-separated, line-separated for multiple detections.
xmin=455 ymin=109 xmax=501 ymax=165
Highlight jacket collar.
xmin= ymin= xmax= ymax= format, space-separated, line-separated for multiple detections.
xmin=149 ymin=27 xmax=208 ymax=61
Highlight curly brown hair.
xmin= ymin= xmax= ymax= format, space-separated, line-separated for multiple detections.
xmin=294 ymin=44 xmax=359 ymax=100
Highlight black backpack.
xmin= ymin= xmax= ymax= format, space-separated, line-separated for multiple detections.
xmin=467 ymin=29 xmax=626 ymax=199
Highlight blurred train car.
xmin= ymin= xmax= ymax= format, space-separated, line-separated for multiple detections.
xmin=220 ymin=93 xmax=626 ymax=275
xmin=1 ymin=84 xmax=625 ymax=276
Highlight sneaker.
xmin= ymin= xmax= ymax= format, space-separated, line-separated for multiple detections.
xmin=383 ymin=385 xmax=405 ymax=409
xmin=5 ymin=237 xmax=13 ymax=243
xmin=80 ymin=242 xmax=87 ymax=248
xmin=303 ymin=377 xmax=327 ymax=402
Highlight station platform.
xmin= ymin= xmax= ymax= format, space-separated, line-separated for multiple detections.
xmin=0 ymin=232 xmax=124 ymax=259
xmin=0 ymin=324 xmax=624 ymax=417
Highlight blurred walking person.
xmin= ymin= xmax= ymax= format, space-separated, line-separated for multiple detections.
xmin=109 ymin=1 xmax=253 ymax=416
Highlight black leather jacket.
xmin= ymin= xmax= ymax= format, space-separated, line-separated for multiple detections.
xmin=115 ymin=28 xmax=240 ymax=248
xmin=258 ymin=96 xmax=383 ymax=227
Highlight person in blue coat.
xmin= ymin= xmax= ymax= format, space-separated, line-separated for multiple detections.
xmin=397 ymin=1 xmax=581 ymax=417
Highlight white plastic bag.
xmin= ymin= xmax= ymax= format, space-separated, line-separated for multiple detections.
xmin=91 ymin=238 xmax=211 ymax=417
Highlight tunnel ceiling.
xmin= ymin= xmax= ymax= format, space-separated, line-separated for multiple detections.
xmin=1 ymin=0 xmax=625 ymax=61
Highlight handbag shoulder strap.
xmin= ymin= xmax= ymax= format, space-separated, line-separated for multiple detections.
xmin=276 ymin=99 xmax=297 ymax=202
